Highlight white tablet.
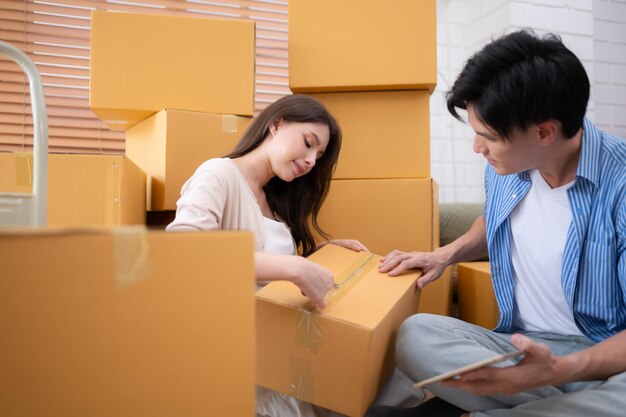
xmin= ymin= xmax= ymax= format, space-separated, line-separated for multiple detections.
xmin=413 ymin=350 xmax=525 ymax=388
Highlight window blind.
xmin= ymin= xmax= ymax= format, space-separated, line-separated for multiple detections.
xmin=0 ymin=0 xmax=289 ymax=154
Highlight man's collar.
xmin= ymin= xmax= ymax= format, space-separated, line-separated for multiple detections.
xmin=576 ymin=117 xmax=601 ymax=187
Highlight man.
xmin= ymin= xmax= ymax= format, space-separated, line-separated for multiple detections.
xmin=367 ymin=30 xmax=626 ymax=417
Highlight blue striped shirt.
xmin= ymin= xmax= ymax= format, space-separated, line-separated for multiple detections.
xmin=485 ymin=118 xmax=626 ymax=342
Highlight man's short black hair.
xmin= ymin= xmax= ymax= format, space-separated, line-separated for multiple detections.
xmin=446 ymin=29 xmax=590 ymax=139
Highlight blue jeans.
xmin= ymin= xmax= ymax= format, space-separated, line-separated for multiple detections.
xmin=396 ymin=314 xmax=626 ymax=416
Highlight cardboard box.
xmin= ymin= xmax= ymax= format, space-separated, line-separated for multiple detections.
xmin=289 ymin=0 xmax=436 ymax=92
xmin=90 ymin=11 xmax=255 ymax=130
xmin=125 ymin=109 xmax=252 ymax=210
xmin=457 ymin=262 xmax=499 ymax=329
xmin=0 ymin=153 xmax=146 ymax=226
xmin=317 ymin=178 xmax=438 ymax=256
xmin=0 ymin=229 xmax=255 ymax=417
xmin=417 ymin=265 xmax=453 ymax=316
xmin=256 ymin=244 xmax=421 ymax=416
xmin=309 ymin=91 xmax=430 ymax=179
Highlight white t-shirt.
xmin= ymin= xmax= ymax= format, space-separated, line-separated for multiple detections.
xmin=510 ymin=169 xmax=583 ymax=336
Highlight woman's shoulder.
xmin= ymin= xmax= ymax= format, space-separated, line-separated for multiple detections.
xmin=180 ymin=157 xmax=239 ymax=192
xmin=195 ymin=157 xmax=237 ymax=173
xmin=192 ymin=157 xmax=242 ymax=181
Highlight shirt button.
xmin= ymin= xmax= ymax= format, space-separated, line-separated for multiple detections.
xmin=512 ymin=194 xmax=516 ymax=199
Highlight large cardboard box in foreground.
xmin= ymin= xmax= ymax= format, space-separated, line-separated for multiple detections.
xmin=0 ymin=153 xmax=145 ymax=226
xmin=0 ymin=229 xmax=255 ymax=417
xmin=90 ymin=11 xmax=255 ymax=130
xmin=317 ymin=178 xmax=439 ymax=255
xmin=289 ymin=0 xmax=436 ymax=92
xmin=309 ymin=90 xmax=430 ymax=179
xmin=457 ymin=262 xmax=499 ymax=329
xmin=257 ymin=244 xmax=421 ymax=417
xmin=126 ymin=109 xmax=252 ymax=210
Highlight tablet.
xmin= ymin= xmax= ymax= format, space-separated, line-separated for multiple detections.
xmin=413 ymin=350 xmax=525 ymax=388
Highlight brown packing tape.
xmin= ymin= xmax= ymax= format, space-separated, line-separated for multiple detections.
xmin=15 ymin=153 xmax=33 ymax=187
xmin=222 ymin=114 xmax=239 ymax=133
xmin=112 ymin=226 xmax=151 ymax=287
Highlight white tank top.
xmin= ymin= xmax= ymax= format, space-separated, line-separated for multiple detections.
xmin=262 ymin=216 xmax=296 ymax=256
xmin=255 ymin=216 xmax=295 ymax=291
xmin=510 ymin=169 xmax=582 ymax=336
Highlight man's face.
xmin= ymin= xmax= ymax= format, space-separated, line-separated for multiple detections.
xmin=467 ymin=104 xmax=541 ymax=175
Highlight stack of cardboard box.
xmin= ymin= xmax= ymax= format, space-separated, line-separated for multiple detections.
xmin=3 ymin=10 xmax=259 ymax=227
xmin=288 ymin=0 xmax=450 ymax=316
xmin=90 ymin=10 xmax=255 ymax=215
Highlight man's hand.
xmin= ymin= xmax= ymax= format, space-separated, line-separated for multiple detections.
xmin=378 ymin=249 xmax=447 ymax=289
xmin=443 ymin=334 xmax=563 ymax=395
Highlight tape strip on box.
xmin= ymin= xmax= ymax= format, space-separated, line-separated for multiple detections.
xmin=325 ymin=253 xmax=377 ymax=304
xmin=296 ymin=309 xmax=324 ymax=353
xmin=295 ymin=251 xmax=377 ymax=350
xmin=222 ymin=115 xmax=238 ymax=133
xmin=113 ymin=226 xmax=150 ymax=287
xmin=289 ymin=251 xmax=379 ymax=403
xmin=289 ymin=356 xmax=315 ymax=402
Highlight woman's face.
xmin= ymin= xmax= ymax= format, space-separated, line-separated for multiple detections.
xmin=266 ymin=120 xmax=330 ymax=182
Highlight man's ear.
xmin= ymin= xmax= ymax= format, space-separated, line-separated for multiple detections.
xmin=537 ymin=120 xmax=559 ymax=146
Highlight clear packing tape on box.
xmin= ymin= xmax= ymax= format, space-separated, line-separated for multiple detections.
xmin=289 ymin=251 xmax=379 ymax=402
xmin=113 ymin=226 xmax=150 ymax=287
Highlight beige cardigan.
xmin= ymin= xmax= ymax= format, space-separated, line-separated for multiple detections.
xmin=166 ymin=158 xmax=265 ymax=251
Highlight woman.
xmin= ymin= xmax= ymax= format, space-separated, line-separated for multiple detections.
xmin=167 ymin=94 xmax=365 ymax=307
xmin=167 ymin=94 xmax=366 ymax=416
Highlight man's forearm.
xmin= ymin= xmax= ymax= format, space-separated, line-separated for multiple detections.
xmin=557 ymin=330 xmax=626 ymax=383
xmin=437 ymin=216 xmax=488 ymax=266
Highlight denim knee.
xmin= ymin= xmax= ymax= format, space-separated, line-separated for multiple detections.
xmin=395 ymin=314 xmax=447 ymax=380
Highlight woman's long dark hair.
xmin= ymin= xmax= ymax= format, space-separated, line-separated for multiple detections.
xmin=226 ymin=94 xmax=341 ymax=256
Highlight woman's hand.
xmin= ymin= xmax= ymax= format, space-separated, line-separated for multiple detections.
xmin=318 ymin=239 xmax=369 ymax=252
xmin=255 ymin=253 xmax=334 ymax=309
xmin=286 ymin=256 xmax=334 ymax=309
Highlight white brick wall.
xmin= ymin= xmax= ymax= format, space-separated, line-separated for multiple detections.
xmin=593 ymin=0 xmax=626 ymax=138
xmin=432 ymin=0 xmax=626 ymax=203
xmin=430 ymin=0 xmax=508 ymax=204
